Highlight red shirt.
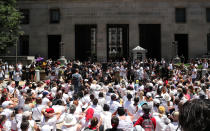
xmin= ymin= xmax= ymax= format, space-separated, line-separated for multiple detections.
xmin=134 ymin=116 xmax=156 ymax=130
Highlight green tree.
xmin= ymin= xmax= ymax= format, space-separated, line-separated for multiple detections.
xmin=0 ymin=0 xmax=23 ymax=55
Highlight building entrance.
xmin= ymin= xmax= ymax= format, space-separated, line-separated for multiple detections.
xmin=175 ymin=34 xmax=188 ymax=62
xmin=107 ymin=24 xmax=129 ymax=61
xmin=139 ymin=24 xmax=161 ymax=60
xmin=48 ymin=35 xmax=61 ymax=60
xmin=75 ymin=24 xmax=97 ymax=61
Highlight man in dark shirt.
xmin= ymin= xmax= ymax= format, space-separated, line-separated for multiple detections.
xmin=71 ymin=68 xmax=83 ymax=93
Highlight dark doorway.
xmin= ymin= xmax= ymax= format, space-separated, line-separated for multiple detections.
xmin=207 ymin=33 xmax=210 ymax=53
xmin=19 ymin=35 xmax=29 ymax=56
xmin=107 ymin=24 xmax=129 ymax=61
xmin=75 ymin=24 xmax=97 ymax=61
xmin=48 ymin=35 xmax=61 ymax=60
xmin=139 ymin=24 xmax=161 ymax=60
xmin=175 ymin=34 xmax=188 ymax=61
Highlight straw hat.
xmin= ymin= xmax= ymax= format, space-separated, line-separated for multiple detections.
xmin=63 ymin=114 xmax=77 ymax=126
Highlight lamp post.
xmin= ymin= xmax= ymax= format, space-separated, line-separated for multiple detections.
xmin=16 ymin=38 xmax=18 ymax=64
xmin=58 ymin=41 xmax=67 ymax=64
xmin=59 ymin=41 xmax=64 ymax=57
xmin=172 ymin=41 xmax=180 ymax=63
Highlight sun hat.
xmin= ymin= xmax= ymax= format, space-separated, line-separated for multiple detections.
xmin=153 ymin=99 xmax=160 ymax=105
xmin=63 ymin=114 xmax=77 ymax=126
xmin=41 ymin=125 xmax=53 ymax=131
xmin=85 ymin=108 xmax=94 ymax=121
xmin=164 ymin=94 xmax=171 ymax=102
xmin=2 ymin=101 xmax=12 ymax=108
xmin=146 ymin=92 xmax=152 ymax=98
xmin=23 ymin=111 xmax=32 ymax=117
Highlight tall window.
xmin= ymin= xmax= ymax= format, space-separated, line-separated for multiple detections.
xmin=91 ymin=28 xmax=97 ymax=57
xmin=206 ymin=8 xmax=210 ymax=22
xmin=20 ymin=9 xmax=30 ymax=24
xmin=207 ymin=33 xmax=210 ymax=53
xmin=19 ymin=35 xmax=29 ymax=56
xmin=175 ymin=8 xmax=186 ymax=23
xmin=108 ymin=27 xmax=123 ymax=58
xmin=50 ymin=9 xmax=60 ymax=23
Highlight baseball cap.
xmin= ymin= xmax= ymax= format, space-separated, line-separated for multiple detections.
xmin=45 ymin=108 xmax=54 ymax=113
xmin=85 ymin=108 xmax=94 ymax=121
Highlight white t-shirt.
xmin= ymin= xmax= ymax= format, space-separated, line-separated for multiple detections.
xmin=32 ymin=105 xmax=47 ymax=121
xmin=41 ymin=116 xmax=57 ymax=131
xmin=165 ymin=122 xmax=180 ymax=131
xmin=89 ymin=105 xmax=103 ymax=119
xmin=123 ymin=100 xmax=133 ymax=113
xmin=118 ymin=116 xmax=133 ymax=131
xmin=17 ymin=120 xmax=35 ymax=131
xmin=80 ymin=117 xmax=90 ymax=131
xmin=108 ymin=100 xmax=121 ymax=114
xmin=42 ymin=97 xmax=50 ymax=106
xmin=100 ymin=111 xmax=112 ymax=130
xmin=62 ymin=125 xmax=77 ymax=131
xmin=153 ymin=114 xmax=168 ymax=131
xmin=0 ymin=70 xmax=4 ymax=78
xmin=52 ymin=105 xmax=66 ymax=123
xmin=98 ymin=97 xmax=106 ymax=107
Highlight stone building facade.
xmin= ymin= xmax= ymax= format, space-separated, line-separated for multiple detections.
xmin=12 ymin=0 xmax=210 ymax=61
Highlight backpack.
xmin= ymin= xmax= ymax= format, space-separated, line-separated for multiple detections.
xmin=141 ymin=117 xmax=154 ymax=131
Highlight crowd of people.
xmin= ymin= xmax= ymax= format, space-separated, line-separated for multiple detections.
xmin=0 ymin=58 xmax=209 ymax=131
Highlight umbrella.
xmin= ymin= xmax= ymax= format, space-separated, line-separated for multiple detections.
xmin=36 ymin=57 xmax=44 ymax=62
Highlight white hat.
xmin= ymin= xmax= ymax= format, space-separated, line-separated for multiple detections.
xmin=146 ymin=92 xmax=152 ymax=98
xmin=63 ymin=114 xmax=77 ymax=126
xmin=23 ymin=111 xmax=32 ymax=117
xmin=41 ymin=125 xmax=53 ymax=131
xmin=153 ymin=99 xmax=160 ymax=104
xmin=147 ymin=83 xmax=153 ymax=87
xmin=164 ymin=94 xmax=171 ymax=102
xmin=2 ymin=101 xmax=12 ymax=108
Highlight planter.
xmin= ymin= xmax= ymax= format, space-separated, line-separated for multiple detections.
xmin=40 ymin=70 xmax=46 ymax=80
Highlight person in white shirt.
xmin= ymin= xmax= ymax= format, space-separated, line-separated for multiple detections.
xmin=13 ymin=68 xmax=22 ymax=87
xmin=52 ymin=99 xmax=67 ymax=124
xmin=41 ymin=92 xmax=51 ymax=107
xmin=32 ymin=97 xmax=47 ymax=122
xmin=98 ymin=92 xmax=106 ymax=107
xmin=113 ymin=107 xmax=134 ymax=131
xmin=88 ymin=98 xmax=103 ymax=120
xmin=18 ymin=111 xmax=39 ymax=131
xmin=0 ymin=68 xmax=4 ymax=84
xmin=100 ymin=104 xmax=112 ymax=131
xmin=202 ymin=59 xmax=208 ymax=69
xmin=153 ymin=106 xmax=169 ymax=131
xmin=41 ymin=108 xmax=61 ymax=131
xmin=80 ymin=108 xmax=94 ymax=130
xmin=61 ymin=114 xmax=79 ymax=131
xmin=123 ymin=93 xmax=133 ymax=114
xmin=165 ymin=111 xmax=180 ymax=131
xmin=108 ymin=94 xmax=121 ymax=114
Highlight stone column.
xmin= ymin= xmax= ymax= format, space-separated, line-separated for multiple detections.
xmin=97 ymin=23 xmax=107 ymax=62
xmin=129 ymin=23 xmax=139 ymax=57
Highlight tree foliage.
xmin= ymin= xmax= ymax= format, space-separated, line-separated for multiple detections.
xmin=0 ymin=0 xmax=23 ymax=54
